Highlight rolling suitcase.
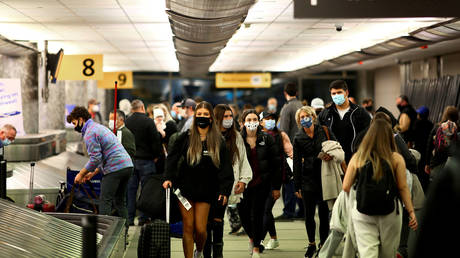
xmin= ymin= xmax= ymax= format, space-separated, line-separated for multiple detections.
xmin=26 ymin=162 xmax=56 ymax=212
xmin=138 ymin=187 xmax=172 ymax=258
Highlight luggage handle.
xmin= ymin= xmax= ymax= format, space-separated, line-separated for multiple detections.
xmin=64 ymin=183 xmax=98 ymax=214
xmin=166 ymin=187 xmax=170 ymax=224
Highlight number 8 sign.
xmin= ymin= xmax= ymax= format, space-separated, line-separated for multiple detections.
xmin=58 ymin=54 xmax=103 ymax=80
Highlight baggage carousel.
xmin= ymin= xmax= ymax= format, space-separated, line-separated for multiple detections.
xmin=0 ymin=199 xmax=126 ymax=257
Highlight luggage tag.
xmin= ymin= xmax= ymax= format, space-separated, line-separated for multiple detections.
xmin=174 ymin=188 xmax=192 ymax=210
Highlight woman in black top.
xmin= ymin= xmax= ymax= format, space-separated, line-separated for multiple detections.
xmin=293 ymin=106 xmax=336 ymax=258
xmin=153 ymin=104 xmax=178 ymax=174
xmin=239 ymin=109 xmax=282 ymax=258
xmin=163 ymin=101 xmax=234 ymax=258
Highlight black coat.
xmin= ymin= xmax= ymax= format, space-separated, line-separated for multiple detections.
xmin=125 ymin=112 xmax=162 ymax=160
xmin=241 ymin=128 xmax=282 ymax=191
xmin=293 ymin=125 xmax=336 ymax=193
xmin=318 ymin=102 xmax=371 ymax=163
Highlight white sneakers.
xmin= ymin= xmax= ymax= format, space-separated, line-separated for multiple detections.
xmin=265 ymin=239 xmax=280 ymax=250
xmin=193 ymin=250 xmax=203 ymax=258
xmin=252 ymin=251 xmax=261 ymax=258
xmin=249 ymin=241 xmax=254 ymax=254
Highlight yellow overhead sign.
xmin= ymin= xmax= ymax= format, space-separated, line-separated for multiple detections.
xmin=216 ymin=73 xmax=271 ymax=88
xmin=97 ymin=71 xmax=133 ymax=89
xmin=58 ymin=54 xmax=103 ymax=80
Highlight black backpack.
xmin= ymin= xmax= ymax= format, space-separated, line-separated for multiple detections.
xmin=354 ymin=160 xmax=399 ymax=215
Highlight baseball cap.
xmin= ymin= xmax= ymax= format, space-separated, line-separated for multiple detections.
xmin=259 ymin=111 xmax=277 ymax=121
xmin=311 ymin=98 xmax=325 ymax=109
xmin=416 ymin=106 xmax=429 ymax=117
xmin=179 ymin=98 xmax=196 ymax=109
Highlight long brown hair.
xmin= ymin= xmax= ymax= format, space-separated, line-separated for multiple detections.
xmin=214 ymin=104 xmax=239 ymax=165
xmin=355 ymin=118 xmax=397 ymax=180
xmin=440 ymin=106 xmax=459 ymax=125
xmin=187 ymin=101 xmax=222 ymax=168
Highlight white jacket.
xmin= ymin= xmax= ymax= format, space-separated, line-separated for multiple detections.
xmin=321 ymin=140 xmax=344 ymax=204
xmin=228 ymin=132 xmax=253 ymax=205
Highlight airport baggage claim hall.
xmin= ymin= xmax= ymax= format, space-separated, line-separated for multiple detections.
xmin=0 ymin=0 xmax=459 ymax=257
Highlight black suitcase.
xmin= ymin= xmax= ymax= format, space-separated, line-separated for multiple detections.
xmin=138 ymin=188 xmax=172 ymax=258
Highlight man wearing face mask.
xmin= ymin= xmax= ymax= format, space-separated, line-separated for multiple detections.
xmin=278 ymin=82 xmax=304 ymax=221
xmin=179 ymin=98 xmax=197 ymax=133
xmin=170 ymin=102 xmax=183 ymax=123
xmin=266 ymin=98 xmax=279 ymax=117
xmin=318 ymin=80 xmax=370 ymax=163
xmin=395 ymin=95 xmax=417 ymax=146
xmin=362 ymin=98 xmax=374 ymax=119
xmin=109 ymin=110 xmax=136 ymax=160
xmin=125 ymin=99 xmax=162 ymax=226
xmin=0 ymin=124 xmax=17 ymax=148
xmin=67 ymin=106 xmax=133 ymax=227
xmin=88 ymin=98 xmax=103 ymax=124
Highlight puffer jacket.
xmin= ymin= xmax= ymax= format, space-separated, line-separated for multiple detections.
xmin=241 ymin=128 xmax=282 ymax=191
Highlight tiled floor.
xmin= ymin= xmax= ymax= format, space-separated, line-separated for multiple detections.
xmin=124 ymin=198 xmax=312 ymax=258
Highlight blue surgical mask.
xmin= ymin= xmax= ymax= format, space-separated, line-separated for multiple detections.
xmin=332 ymin=94 xmax=346 ymax=106
xmin=268 ymin=104 xmax=276 ymax=112
xmin=301 ymin=117 xmax=313 ymax=128
xmin=171 ymin=110 xmax=177 ymax=119
xmin=2 ymin=139 xmax=11 ymax=146
xmin=264 ymin=119 xmax=276 ymax=130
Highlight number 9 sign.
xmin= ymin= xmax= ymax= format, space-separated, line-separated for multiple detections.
xmin=97 ymin=71 xmax=133 ymax=89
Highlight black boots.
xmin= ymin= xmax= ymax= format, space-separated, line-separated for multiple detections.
xmin=203 ymin=220 xmax=224 ymax=258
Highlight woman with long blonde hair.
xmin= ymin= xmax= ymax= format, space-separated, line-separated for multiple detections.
xmin=163 ymin=101 xmax=234 ymax=258
xmin=343 ymin=118 xmax=417 ymax=258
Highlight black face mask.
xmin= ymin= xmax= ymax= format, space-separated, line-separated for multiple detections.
xmin=74 ymin=120 xmax=83 ymax=133
xmin=195 ymin=116 xmax=211 ymax=129
xmin=365 ymin=106 xmax=373 ymax=112
xmin=397 ymin=104 xmax=403 ymax=111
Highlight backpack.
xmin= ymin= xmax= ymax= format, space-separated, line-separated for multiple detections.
xmin=354 ymin=160 xmax=399 ymax=215
xmin=434 ymin=121 xmax=457 ymax=152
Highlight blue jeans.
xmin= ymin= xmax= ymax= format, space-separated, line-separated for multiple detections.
xmin=127 ymin=159 xmax=157 ymax=224
xmin=282 ymin=180 xmax=304 ymax=217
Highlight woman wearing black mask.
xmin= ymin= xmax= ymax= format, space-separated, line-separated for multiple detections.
xmin=239 ymin=109 xmax=282 ymax=258
xmin=203 ymin=104 xmax=253 ymax=258
xmin=293 ymin=106 xmax=336 ymax=258
xmin=163 ymin=101 xmax=234 ymax=258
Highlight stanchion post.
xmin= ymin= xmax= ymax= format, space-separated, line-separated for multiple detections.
xmin=82 ymin=215 xmax=98 ymax=258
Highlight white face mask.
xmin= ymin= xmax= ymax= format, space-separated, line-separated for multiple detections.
xmin=92 ymin=105 xmax=100 ymax=113
xmin=108 ymin=120 xmax=115 ymax=130
xmin=245 ymin=121 xmax=259 ymax=131
xmin=222 ymin=118 xmax=233 ymax=129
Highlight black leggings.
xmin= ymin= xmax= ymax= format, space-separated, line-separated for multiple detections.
xmin=262 ymin=192 xmax=277 ymax=238
xmin=301 ymin=190 xmax=330 ymax=244
xmin=238 ymin=183 xmax=271 ymax=249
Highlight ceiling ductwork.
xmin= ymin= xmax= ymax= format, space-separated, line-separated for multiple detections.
xmin=166 ymin=0 xmax=255 ymax=19
xmin=280 ymin=18 xmax=460 ymax=77
xmin=0 ymin=35 xmax=39 ymax=57
xmin=166 ymin=0 xmax=256 ymax=77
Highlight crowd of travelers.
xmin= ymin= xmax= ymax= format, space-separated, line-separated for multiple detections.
xmin=65 ymin=79 xmax=459 ymax=258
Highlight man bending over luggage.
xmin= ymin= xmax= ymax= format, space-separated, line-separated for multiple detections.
xmin=67 ymin=106 xmax=133 ymax=226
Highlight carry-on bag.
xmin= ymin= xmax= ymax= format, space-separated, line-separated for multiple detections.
xmin=138 ymin=187 xmax=172 ymax=258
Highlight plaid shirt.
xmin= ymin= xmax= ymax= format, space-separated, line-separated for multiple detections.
xmin=82 ymin=119 xmax=133 ymax=174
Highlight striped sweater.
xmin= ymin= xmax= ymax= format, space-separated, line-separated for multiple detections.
xmin=82 ymin=119 xmax=133 ymax=174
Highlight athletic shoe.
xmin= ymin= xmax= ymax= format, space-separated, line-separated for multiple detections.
xmin=252 ymin=251 xmax=261 ymax=258
xmin=304 ymin=244 xmax=316 ymax=258
xmin=249 ymin=241 xmax=254 ymax=255
xmin=193 ymin=250 xmax=203 ymax=258
xmin=274 ymin=214 xmax=294 ymax=221
xmin=265 ymin=239 xmax=279 ymax=250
